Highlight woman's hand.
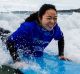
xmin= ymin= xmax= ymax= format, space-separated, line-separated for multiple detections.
xmin=59 ymin=56 xmax=70 ymax=61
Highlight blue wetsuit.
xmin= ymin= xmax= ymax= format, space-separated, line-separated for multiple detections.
xmin=6 ymin=21 xmax=64 ymax=59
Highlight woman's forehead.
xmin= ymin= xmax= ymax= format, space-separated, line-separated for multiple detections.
xmin=43 ymin=9 xmax=57 ymax=16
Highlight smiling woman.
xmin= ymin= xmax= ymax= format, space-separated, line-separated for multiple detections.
xmin=39 ymin=9 xmax=57 ymax=31
xmin=6 ymin=4 xmax=68 ymax=63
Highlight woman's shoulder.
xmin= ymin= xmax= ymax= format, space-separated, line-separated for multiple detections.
xmin=21 ymin=21 xmax=36 ymax=27
xmin=20 ymin=21 xmax=37 ymax=30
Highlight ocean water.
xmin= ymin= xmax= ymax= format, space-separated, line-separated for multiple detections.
xmin=0 ymin=11 xmax=80 ymax=74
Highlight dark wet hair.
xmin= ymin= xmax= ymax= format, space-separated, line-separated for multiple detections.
xmin=25 ymin=4 xmax=57 ymax=22
xmin=25 ymin=11 xmax=38 ymax=22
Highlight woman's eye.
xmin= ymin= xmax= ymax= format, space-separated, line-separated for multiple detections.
xmin=46 ymin=17 xmax=57 ymax=20
xmin=53 ymin=17 xmax=57 ymax=20
xmin=47 ymin=18 xmax=52 ymax=20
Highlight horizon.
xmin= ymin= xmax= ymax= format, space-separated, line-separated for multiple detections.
xmin=0 ymin=0 xmax=80 ymax=12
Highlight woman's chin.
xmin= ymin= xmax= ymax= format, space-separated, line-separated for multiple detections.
xmin=46 ymin=27 xmax=53 ymax=31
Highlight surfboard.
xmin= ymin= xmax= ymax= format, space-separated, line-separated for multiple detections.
xmin=0 ymin=52 xmax=80 ymax=74
xmin=18 ymin=52 xmax=80 ymax=74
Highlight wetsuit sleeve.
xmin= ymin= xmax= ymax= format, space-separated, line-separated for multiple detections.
xmin=53 ymin=24 xmax=63 ymax=40
xmin=6 ymin=22 xmax=33 ymax=62
xmin=53 ymin=24 xmax=64 ymax=56
xmin=58 ymin=37 xmax=64 ymax=56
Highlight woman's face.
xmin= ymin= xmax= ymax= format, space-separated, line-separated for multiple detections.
xmin=39 ymin=9 xmax=57 ymax=31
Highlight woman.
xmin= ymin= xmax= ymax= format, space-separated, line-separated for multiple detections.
xmin=6 ymin=4 xmax=68 ymax=62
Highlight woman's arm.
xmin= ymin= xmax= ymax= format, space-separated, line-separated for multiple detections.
xmin=58 ymin=37 xmax=70 ymax=60
xmin=58 ymin=37 xmax=64 ymax=56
